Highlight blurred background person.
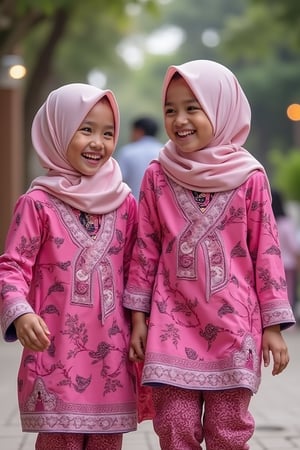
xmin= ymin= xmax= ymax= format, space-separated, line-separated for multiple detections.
xmin=272 ymin=189 xmax=300 ymax=316
xmin=117 ymin=116 xmax=162 ymax=199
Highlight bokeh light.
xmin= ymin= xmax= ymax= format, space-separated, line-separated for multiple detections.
xmin=9 ymin=64 xmax=26 ymax=80
xmin=287 ymin=103 xmax=300 ymax=121
xmin=87 ymin=69 xmax=107 ymax=88
xmin=201 ymin=28 xmax=220 ymax=48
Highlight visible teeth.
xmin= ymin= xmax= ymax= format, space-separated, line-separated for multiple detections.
xmin=177 ymin=130 xmax=194 ymax=137
xmin=83 ymin=153 xmax=100 ymax=160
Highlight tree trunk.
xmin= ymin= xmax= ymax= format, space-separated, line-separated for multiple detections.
xmin=24 ymin=9 xmax=69 ymax=187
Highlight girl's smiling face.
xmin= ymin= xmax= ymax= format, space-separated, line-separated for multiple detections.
xmin=66 ymin=97 xmax=115 ymax=176
xmin=164 ymin=76 xmax=214 ymax=154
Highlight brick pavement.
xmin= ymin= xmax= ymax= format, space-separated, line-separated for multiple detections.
xmin=0 ymin=327 xmax=299 ymax=449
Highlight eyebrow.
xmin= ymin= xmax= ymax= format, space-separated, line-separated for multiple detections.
xmin=81 ymin=120 xmax=115 ymax=129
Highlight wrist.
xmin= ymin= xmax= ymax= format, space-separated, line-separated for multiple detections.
xmin=264 ymin=324 xmax=281 ymax=333
xmin=131 ymin=311 xmax=146 ymax=325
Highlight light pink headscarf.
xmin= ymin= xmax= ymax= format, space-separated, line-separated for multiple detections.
xmin=159 ymin=60 xmax=267 ymax=192
xmin=30 ymin=83 xmax=130 ymax=214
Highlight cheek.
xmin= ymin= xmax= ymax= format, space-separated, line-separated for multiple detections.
xmin=164 ymin=118 xmax=173 ymax=135
xmin=107 ymin=142 xmax=116 ymax=156
xmin=206 ymin=118 xmax=214 ymax=137
xmin=201 ymin=118 xmax=214 ymax=138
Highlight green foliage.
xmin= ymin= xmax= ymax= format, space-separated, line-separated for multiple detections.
xmin=112 ymin=0 xmax=248 ymax=146
xmin=2 ymin=0 xmax=300 ymax=184
xmin=219 ymin=0 xmax=300 ymax=167
xmin=253 ymin=0 xmax=300 ymax=29
xmin=269 ymin=148 xmax=300 ymax=201
xmin=53 ymin=3 xmax=126 ymax=83
xmin=15 ymin=0 xmax=73 ymax=15
xmin=221 ymin=4 xmax=289 ymax=61
xmin=223 ymin=0 xmax=300 ymax=57
xmin=0 ymin=0 xmax=160 ymax=57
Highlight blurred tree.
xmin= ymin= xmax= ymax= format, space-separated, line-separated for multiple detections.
xmin=252 ymin=0 xmax=300 ymax=46
xmin=221 ymin=2 xmax=300 ymax=60
xmin=269 ymin=148 xmax=300 ymax=201
xmin=1 ymin=0 xmax=299 ymax=188
xmin=113 ymin=0 xmax=247 ymax=147
xmin=220 ymin=0 xmax=300 ymax=171
xmin=0 ymin=0 xmax=160 ymax=184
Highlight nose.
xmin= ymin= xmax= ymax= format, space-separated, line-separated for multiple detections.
xmin=174 ymin=111 xmax=188 ymax=126
xmin=90 ymin=137 xmax=103 ymax=150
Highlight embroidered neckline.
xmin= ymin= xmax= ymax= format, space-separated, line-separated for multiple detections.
xmin=192 ymin=191 xmax=213 ymax=211
xmin=78 ymin=211 xmax=100 ymax=239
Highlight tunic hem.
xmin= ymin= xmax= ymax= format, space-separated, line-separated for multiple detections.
xmin=142 ymin=364 xmax=260 ymax=394
xmin=20 ymin=412 xmax=137 ymax=434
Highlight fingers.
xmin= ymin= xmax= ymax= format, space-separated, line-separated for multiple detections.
xmin=129 ymin=341 xmax=145 ymax=362
xmin=129 ymin=320 xmax=148 ymax=362
xmin=39 ymin=317 xmax=51 ymax=336
xmin=263 ymin=345 xmax=289 ymax=375
xmin=16 ymin=314 xmax=51 ymax=352
xmin=262 ymin=347 xmax=270 ymax=368
xmin=272 ymin=349 xmax=289 ymax=376
xmin=129 ymin=346 xmax=141 ymax=362
xmin=262 ymin=327 xmax=290 ymax=376
xmin=19 ymin=328 xmax=50 ymax=351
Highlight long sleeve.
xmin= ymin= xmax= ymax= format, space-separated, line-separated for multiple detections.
xmin=0 ymin=195 xmax=41 ymax=340
xmin=124 ymin=165 xmax=162 ymax=313
xmin=244 ymin=173 xmax=294 ymax=328
xmin=123 ymin=194 xmax=138 ymax=284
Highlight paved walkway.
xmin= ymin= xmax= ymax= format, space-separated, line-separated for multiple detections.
xmin=0 ymin=327 xmax=299 ymax=449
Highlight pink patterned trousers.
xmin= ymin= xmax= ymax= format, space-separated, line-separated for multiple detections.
xmin=152 ymin=385 xmax=255 ymax=450
xmin=35 ymin=432 xmax=123 ymax=450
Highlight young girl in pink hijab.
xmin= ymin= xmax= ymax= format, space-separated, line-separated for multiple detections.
xmin=0 ymin=83 xmax=138 ymax=450
xmin=123 ymin=60 xmax=296 ymax=449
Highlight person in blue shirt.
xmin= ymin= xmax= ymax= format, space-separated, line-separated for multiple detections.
xmin=116 ymin=116 xmax=162 ymax=199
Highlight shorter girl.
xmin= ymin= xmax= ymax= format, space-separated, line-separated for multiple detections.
xmin=124 ymin=60 xmax=295 ymax=450
xmin=0 ymin=83 xmax=138 ymax=450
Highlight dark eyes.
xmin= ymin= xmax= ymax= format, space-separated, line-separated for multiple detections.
xmin=164 ymin=105 xmax=201 ymax=115
xmin=165 ymin=107 xmax=175 ymax=115
xmin=81 ymin=126 xmax=92 ymax=133
xmin=79 ymin=127 xmax=114 ymax=138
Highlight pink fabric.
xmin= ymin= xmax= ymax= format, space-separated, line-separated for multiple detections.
xmin=30 ymin=83 xmax=130 ymax=214
xmin=135 ymin=361 xmax=155 ymax=422
xmin=0 ymin=189 xmax=138 ymax=433
xmin=159 ymin=60 xmax=267 ymax=192
xmin=203 ymin=389 xmax=254 ymax=450
xmin=124 ymin=162 xmax=295 ymax=394
xmin=152 ymin=385 xmax=254 ymax=450
xmin=36 ymin=432 xmax=122 ymax=450
xmin=153 ymin=385 xmax=203 ymax=450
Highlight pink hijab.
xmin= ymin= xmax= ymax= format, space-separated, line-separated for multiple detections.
xmin=159 ymin=60 xmax=267 ymax=192
xmin=30 ymin=83 xmax=130 ymax=214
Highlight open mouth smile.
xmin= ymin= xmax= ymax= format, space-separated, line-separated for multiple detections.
xmin=82 ymin=152 xmax=102 ymax=161
xmin=176 ymin=130 xmax=195 ymax=137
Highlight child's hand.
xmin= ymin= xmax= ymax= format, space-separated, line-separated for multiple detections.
xmin=14 ymin=313 xmax=51 ymax=352
xmin=129 ymin=312 xmax=148 ymax=362
xmin=262 ymin=325 xmax=289 ymax=375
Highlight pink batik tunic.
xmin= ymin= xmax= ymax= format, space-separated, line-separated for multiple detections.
xmin=124 ymin=161 xmax=295 ymax=394
xmin=0 ymin=189 xmax=138 ymax=434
